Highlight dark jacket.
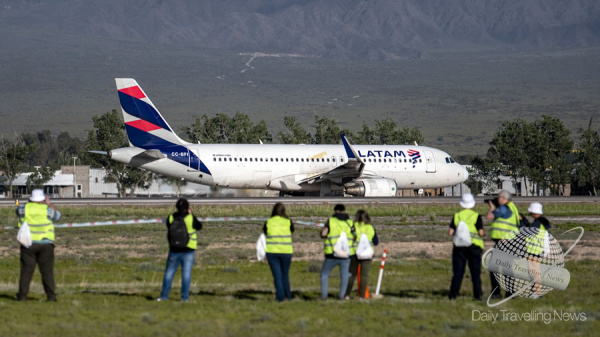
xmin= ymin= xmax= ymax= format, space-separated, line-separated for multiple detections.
xmin=166 ymin=211 xmax=203 ymax=252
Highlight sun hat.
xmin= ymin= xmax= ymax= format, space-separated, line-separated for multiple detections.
xmin=528 ymin=202 xmax=543 ymax=215
xmin=29 ymin=189 xmax=46 ymax=202
xmin=459 ymin=193 xmax=476 ymax=209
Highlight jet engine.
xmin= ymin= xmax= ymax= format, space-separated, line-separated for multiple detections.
xmin=344 ymin=178 xmax=398 ymax=197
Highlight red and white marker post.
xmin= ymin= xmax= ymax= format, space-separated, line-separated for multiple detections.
xmin=374 ymin=249 xmax=387 ymax=297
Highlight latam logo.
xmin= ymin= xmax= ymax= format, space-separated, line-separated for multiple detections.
xmin=408 ymin=149 xmax=421 ymax=168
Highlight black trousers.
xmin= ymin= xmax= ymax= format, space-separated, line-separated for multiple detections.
xmin=490 ymin=239 xmax=514 ymax=298
xmin=18 ymin=244 xmax=56 ymax=300
xmin=449 ymin=245 xmax=482 ymax=299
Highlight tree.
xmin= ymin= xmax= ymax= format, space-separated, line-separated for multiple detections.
xmin=277 ymin=116 xmax=312 ymax=144
xmin=464 ymin=155 xmax=502 ymax=195
xmin=26 ymin=166 xmax=56 ymax=191
xmin=311 ymin=115 xmax=354 ymax=144
xmin=574 ymin=119 xmax=600 ymax=195
xmin=0 ymin=136 xmax=37 ymax=198
xmin=182 ymin=112 xmax=271 ymax=144
xmin=487 ymin=119 xmax=533 ymax=195
xmin=354 ymin=122 xmax=376 ymax=144
xmin=84 ymin=109 xmax=153 ymax=197
xmin=531 ymin=115 xmax=573 ymax=195
xmin=160 ymin=175 xmax=188 ymax=197
xmin=373 ymin=117 xmax=424 ymax=145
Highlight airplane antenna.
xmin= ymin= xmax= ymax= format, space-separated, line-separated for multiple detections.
xmin=414 ymin=141 xmax=419 ymax=146
xmin=259 ymin=140 xmax=263 ymax=145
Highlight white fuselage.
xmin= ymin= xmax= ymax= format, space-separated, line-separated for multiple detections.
xmin=113 ymin=143 xmax=468 ymax=193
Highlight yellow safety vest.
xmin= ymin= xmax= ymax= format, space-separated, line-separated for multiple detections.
xmin=168 ymin=214 xmax=197 ymax=250
xmin=265 ymin=216 xmax=293 ymax=254
xmin=526 ymin=224 xmax=547 ymax=256
xmin=490 ymin=201 xmax=520 ymax=240
xmin=351 ymin=222 xmax=375 ymax=253
xmin=21 ymin=202 xmax=55 ymax=242
xmin=453 ymin=209 xmax=484 ymax=249
xmin=324 ymin=217 xmax=353 ymax=255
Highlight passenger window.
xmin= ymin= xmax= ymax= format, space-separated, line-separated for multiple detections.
xmin=213 ymin=158 xmax=216 ymax=161
xmin=218 ymin=158 xmax=222 ymax=161
xmin=275 ymin=158 xmax=278 ymax=162
xmin=419 ymin=159 xmax=422 ymax=163
xmin=311 ymin=158 xmax=314 ymax=162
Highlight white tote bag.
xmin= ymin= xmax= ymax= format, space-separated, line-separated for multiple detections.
xmin=356 ymin=233 xmax=374 ymax=260
xmin=453 ymin=221 xmax=472 ymax=247
xmin=17 ymin=222 xmax=32 ymax=248
xmin=333 ymin=231 xmax=350 ymax=258
xmin=256 ymin=233 xmax=267 ymax=261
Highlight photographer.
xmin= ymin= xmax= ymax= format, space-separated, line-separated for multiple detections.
xmin=485 ymin=190 xmax=520 ymax=299
xmin=16 ymin=189 xmax=61 ymax=302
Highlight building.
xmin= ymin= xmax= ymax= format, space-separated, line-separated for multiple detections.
xmin=445 ymin=165 xmax=571 ymax=197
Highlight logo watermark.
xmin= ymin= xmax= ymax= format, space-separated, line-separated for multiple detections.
xmin=481 ymin=227 xmax=584 ymax=307
xmin=472 ymin=309 xmax=587 ymax=324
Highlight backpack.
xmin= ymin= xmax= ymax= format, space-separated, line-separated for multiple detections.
xmin=256 ymin=233 xmax=267 ymax=261
xmin=168 ymin=216 xmax=190 ymax=249
xmin=333 ymin=231 xmax=350 ymax=258
xmin=356 ymin=233 xmax=374 ymax=260
xmin=453 ymin=221 xmax=472 ymax=247
xmin=17 ymin=221 xmax=32 ymax=248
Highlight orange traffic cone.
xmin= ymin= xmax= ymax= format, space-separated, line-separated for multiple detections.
xmin=357 ymin=265 xmax=371 ymax=299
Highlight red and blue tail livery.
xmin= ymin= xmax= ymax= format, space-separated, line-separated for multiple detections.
xmin=116 ymin=78 xmax=186 ymax=148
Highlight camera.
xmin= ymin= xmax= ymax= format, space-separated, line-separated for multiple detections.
xmin=484 ymin=197 xmax=499 ymax=207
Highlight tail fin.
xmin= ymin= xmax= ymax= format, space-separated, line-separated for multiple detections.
xmin=115 ymin=78 xmax=187 ymax=149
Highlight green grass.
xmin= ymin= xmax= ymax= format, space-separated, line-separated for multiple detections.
xmin=0 ymin=205 xmax=598 ymax=336
xmin=1 ymin=202 xmax=599 ymax=228
xmin=0 ymin=257 xmax=597 ymax=336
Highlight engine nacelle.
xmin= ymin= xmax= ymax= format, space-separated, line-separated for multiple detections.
xmin=345 ymin=178 xmax=398 ymax=197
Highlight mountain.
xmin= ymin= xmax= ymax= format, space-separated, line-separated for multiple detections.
xmin=0 ymin=0 xmax=599 ymax=156
xmin=1 ymin=0 xmax=600 ymax=60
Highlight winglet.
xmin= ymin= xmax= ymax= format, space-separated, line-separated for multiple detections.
xmin=341 ymin=134 xmax=361 ymax=161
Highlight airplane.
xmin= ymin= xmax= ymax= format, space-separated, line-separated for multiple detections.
xmin=95 ymin=78 xmax=468 ymax=197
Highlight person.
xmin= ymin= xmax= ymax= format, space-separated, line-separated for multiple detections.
xmin=16 ymin=189 xmax=61 ymax=301
xmin=320 ymin=204 xmax=355 ymax=300
xmin=263 ymin=202 xmax=294 ymax=302
xmin=158 ymin=198 xmax=202 ymax=302
xmin=524 ymin=202 xmax=551 ymax=299
xmin=485 ymin=190 xmax=519 ymax=299
xmin=345 ymin=209 xmax=379 ymax=299
xmin=448 ymin=193 xmax=484 ymax=300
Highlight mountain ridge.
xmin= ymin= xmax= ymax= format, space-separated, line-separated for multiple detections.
xmin=2 ymin=0 xmax=600 ymax=60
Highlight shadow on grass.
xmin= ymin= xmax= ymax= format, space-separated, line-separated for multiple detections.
xmin=194 ymin=289 xmax=319 ymax=301
xmin=382 ymin=289 xmax=450 ymax=299
xmin=81 ymin=290 xmax=156 ymax=301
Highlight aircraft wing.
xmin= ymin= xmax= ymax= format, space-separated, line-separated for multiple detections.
xmin=296 ymin=135 xmax=366 ymax=184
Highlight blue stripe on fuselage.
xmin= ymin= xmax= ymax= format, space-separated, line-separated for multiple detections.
xmin=123 ymin=128 xmax=211 ymax=175
xmin=118 ymin=92 xmax=171 ymax=131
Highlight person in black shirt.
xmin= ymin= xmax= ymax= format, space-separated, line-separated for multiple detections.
xmin=158 ymin=198 xmax=202 ymax=302
xmin=448 ymin=194 xmax=484 ymax=300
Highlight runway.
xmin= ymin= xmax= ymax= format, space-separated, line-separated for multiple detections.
xmin=1 ymin=196 xmax=598 ymax=207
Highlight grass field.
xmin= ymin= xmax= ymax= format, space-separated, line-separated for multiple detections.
xmin=0 ymin=203 xmax=598 ymax=336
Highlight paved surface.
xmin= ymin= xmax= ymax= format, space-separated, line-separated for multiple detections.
xmin=1 ymin=196 xmax=598 ymax=207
